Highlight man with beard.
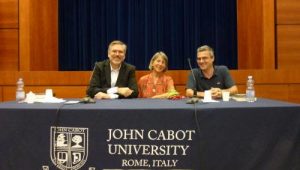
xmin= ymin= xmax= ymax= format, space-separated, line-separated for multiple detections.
xmin=87 ymin=40 xmax=138 ymax=99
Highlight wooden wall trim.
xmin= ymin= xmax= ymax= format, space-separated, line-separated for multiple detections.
xmin=237 ymin=0 xmax=263 ymax=69
xmin=0 ymin=29 xmax=19 ymax=70
xmin=0 ymin=70 xmax=300 ymax=85
xmin=0 ymin=86 xmax=2 ymax=101
xmin=262 ymin=0 xmax=275 ymax=69
xmin=0 ymin=0 xmax=18 ymax=28
xmin=277 ymin=0 xmax=300 ymax=24
xmin=19 ymin=0 xmax=58 ymax=71
xmin=1 ymin=70 xmax=300 ymax=103
xmin=277 ymin=25 xmax=300 ymax=69
xmin=30 ymin=0 xmax=58 ymax=70
xmin=19 ymin=0 xmax=31 ymax=71
xmin=276 ymin=0 xmax=300 ymax=70
xmin=237 ymin=0 xmax=275 ymax=69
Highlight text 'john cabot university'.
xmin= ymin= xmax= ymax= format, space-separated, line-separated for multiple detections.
xmin=106 ymin=129 xmax=196 ymax=156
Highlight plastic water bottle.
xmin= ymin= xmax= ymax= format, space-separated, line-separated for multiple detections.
xmin=246 ymin=75 xmax=255 ymax=102
xmin=16 ymin=78 xmax=25 ymax=102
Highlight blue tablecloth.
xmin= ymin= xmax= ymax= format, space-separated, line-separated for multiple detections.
xmin=0 ymin=98 xmax=299 ymax=170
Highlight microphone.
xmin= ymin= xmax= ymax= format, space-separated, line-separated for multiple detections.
xmin=79 ymin=96 xmax=95 ymax=104
xmin=186 ymin=58 xmax=199 ymax=104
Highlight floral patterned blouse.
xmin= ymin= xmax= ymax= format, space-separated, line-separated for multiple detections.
xmin=138 ymin=73 xmax=174 ymax=98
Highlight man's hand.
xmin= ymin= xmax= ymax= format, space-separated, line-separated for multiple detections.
xmin=211 ymin=87 xmax=222 ymax=98
xmin=118 ymin=87 xmax=133 ymax=97
xmin=94 ymin=92 xmax=111 ymax=99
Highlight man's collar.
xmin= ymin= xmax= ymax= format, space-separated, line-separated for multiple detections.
xmin=110 ymin=63 xmax=121 ymax=71
xmin=200 ymin=66 xmax=218 ymax=78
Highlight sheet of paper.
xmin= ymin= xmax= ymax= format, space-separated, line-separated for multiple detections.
xmin=202 ymin=99 xmax=220 ymax=103
xmin=65 ymin=100 xmax=80 ymax=104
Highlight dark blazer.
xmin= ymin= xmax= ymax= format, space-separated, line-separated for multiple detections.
xmin=86 ymin=59 xmax=138 ymax=98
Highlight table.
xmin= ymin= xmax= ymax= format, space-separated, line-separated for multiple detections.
xmin=0 ymin=98 xmax=299 ymax=170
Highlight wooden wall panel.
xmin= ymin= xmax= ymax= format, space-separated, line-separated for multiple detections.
xmin=19 ymin=0 xmax=58 ymax=71
xmin=0 ymin=71 xmax=91 ymax=85
xmin=277 ymin=0 xmax=300 ymax=24
xmin=19 ymin=0 xmax=30 ymax=71
xmin=30 ymin=0 xmax=58 ymax=70
xmin=0 ymin=0 xmax=18 ymax=28
xmin=262 ymin=0 xmax=275 ymax=68
xmin=0 ymin=87 xmax=2 ymax=101
xmin=289 ymin=85 xmax=300 ymax=103
xmin=1 ymin=70 xmax=300 ymax=103
xmin=277 ymin=25 xmax=300 ymax=69
xmin=2 ymin=87 xmax=14 ymax=101
xmin=237 ymin=0 xmax=263 ymax=69
xmin=0 ymin=70 xmax=300 ymax=85
xmin=237 ymin=0 xmax=275 ymax=69
xmin=253 ymin=85 xmax=289 ymax=101
xmin=0 ymin=29 xmax=18 ymax=70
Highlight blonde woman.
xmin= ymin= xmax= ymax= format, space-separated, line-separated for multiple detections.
xmin=138 ymin=51 xmax=178 ymax=98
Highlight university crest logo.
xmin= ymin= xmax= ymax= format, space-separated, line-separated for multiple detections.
xmin=50 ymin=126 xmax=89 ymax=170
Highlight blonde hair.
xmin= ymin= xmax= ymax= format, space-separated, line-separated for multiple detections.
xmin=108 ymin=40 xmax=127 ymax=53
xmin=197 ymin=45 xmax=214 ymax=58
xmin=148 ymin=51 xmax=168 ymax=72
